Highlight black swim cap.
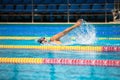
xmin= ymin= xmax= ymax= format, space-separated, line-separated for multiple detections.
xmin=37 ymin=37 xmax=45 ymax=43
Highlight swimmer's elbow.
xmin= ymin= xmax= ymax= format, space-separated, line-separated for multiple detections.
xmin=50 ymin=37 xmax=56 ymax=41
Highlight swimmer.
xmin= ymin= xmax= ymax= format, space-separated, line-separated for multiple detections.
xmin=38 ymin=19 xmax=83 ymax=44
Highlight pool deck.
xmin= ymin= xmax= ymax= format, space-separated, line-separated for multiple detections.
xmin=0 ymin=22 xmax=120 ymax=24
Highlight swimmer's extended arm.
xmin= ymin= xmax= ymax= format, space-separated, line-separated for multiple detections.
xmin=50 ymin=19 xmax=82 ymax=41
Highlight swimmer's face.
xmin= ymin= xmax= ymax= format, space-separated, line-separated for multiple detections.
xmin=38 ymin=37 xmax=47 ymax=44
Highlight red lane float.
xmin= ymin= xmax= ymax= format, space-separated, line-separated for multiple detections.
xmin=43 ymin=58 xmax=120 ymax=67
xmin=102 ymin=46 xmax=120 ymax=52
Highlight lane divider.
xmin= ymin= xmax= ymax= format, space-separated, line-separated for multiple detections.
xmin=0 ymin=58 xmax=43 ymax=64
xmin=0 ymin=36 xmax=39 ymax=40
xmin=0 ymin=45 xmax=120 ymax=52
xmin=0 ymin=58 xmax=120 ymax=67
xmin=0 ymin=36 xmax=120 ymax=40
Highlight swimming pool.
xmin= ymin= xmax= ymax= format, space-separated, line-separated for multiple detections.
xmin=0 ymin=23 xmax=120 ymax=80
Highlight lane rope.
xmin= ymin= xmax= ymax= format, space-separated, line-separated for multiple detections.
xmin=0 ymin=58 xmax=120 ymax=67
xmin=0 ymin=36 xmax=120 ymax=40
xmin=0 ymin=45 xmax=120 ymax=52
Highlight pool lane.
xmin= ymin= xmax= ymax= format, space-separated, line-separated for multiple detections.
xmin=0 ymin=24 xmax=120 ymax=37
xmin=0 ymin=39 xmax=119 ymax=46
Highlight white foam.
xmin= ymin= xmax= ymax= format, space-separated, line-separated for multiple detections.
xmin=60 ymin=20 xmax=96 ymax=45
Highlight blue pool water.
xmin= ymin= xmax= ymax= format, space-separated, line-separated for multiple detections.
xmin=0 ymin=24 xmax=120 ymax=46
xmin=0 ymin=23 xmax=120 ymax=80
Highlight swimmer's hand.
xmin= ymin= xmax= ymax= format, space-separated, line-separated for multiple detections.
xmin=74 ymin=19 xmax=83 ymax=27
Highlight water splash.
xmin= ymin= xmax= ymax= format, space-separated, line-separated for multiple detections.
xmin=60 ymin=20 xmax=96 ymax=45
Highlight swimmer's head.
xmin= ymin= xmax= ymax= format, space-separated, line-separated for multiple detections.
xmin=37 ymin=37 xmax=47 ymax=44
